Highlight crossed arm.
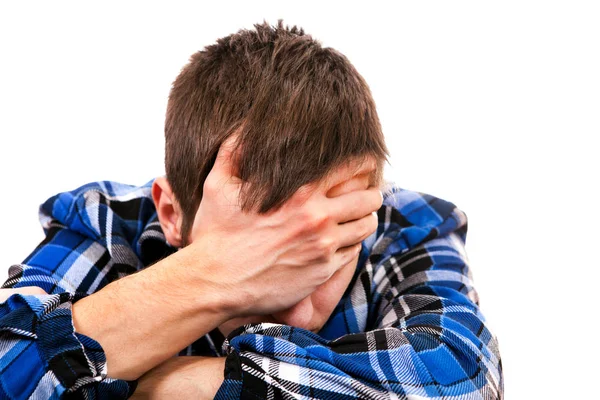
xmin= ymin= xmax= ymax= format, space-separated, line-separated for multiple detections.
xmin=0 ymin=191 xmax=502 ymax=399
xmin=130 ymin=357 xmax=225 ymax=399
xmin=0 ymin=139 xmax=502 ymax=398
xmin=2 ymin=211 xmax=502 ymax=399
xmin=0 ymin=287 xmax=225 ymax=399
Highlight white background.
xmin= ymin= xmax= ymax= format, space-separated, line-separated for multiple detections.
xmin=1 ymin=1 xmax=598 ymax=398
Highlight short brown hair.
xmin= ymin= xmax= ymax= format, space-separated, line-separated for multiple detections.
xmin=165 ymin=21 xmax=389 ymax=242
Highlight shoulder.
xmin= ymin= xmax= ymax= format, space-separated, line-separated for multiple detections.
xmin=365 ymin=182 xmax=468 ymax=253
xmin=39 ymin=179 xmax=158 ymax=240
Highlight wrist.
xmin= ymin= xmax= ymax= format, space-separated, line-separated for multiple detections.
xmin=152 ymin=249 xmax=232 ymax=321
xmin=173 ymin=235 xmax=251 ymax=320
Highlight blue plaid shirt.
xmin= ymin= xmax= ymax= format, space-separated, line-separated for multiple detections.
xmin=0 ymin=180 xmax=503 ymax=399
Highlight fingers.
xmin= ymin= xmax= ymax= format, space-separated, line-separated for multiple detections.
xmin=326 ymin=173 xmax=370 ymax=198
xmin=327 ymin=186 xmax=383 ymax=223
xmin=319 ymin=157 xmax=377 ymax=193
xmin=331 ymin=242 xmax=363 ymax=271
xmin=336 ymin=211 xmax=379 ymax=249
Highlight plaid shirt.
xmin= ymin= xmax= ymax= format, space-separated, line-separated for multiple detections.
xmin=0 ymin=180 xmax=503 ymax=399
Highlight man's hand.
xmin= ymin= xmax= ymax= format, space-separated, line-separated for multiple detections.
xmin=0 ymin=286 xmax=47 ymax=302
xmin=72 ymin=134 xmax=382 ymax=381
xmin=183 ymin=134 xmax=383 ymax=316
xmin=130 ymin=357 xmax=225 ymax=400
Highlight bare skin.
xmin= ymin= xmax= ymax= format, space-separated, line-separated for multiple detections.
xmin=130 ymin=357 xmax=225 ymax=400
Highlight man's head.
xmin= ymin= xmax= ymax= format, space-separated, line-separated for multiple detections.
xmin=155 ymin=21 xmax=388 ymax=333
xmin=163 ymin=21 xmax=388 ymax=245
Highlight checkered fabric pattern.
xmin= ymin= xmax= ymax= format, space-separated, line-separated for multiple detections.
xmin=0 ymin=180 xmax=503 ymax=399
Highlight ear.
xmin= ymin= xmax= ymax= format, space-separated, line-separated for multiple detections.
xmin=152 ymin=176 xmax=184 ymax=248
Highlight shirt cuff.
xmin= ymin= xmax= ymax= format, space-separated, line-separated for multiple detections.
xmin=0 ymin=292 xmax=135 ymax=398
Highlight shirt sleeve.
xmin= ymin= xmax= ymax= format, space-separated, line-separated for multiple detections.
xmin=215 ymin=188 xmax=503 ymax=399
xmin=0 ymin=184 xmax=150 ymax=399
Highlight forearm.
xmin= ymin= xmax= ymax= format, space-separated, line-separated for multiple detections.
xmin=131 ymin=356 xmax=225 ymax=400
xmin=72 ymin=250 xmax=231 ymax=381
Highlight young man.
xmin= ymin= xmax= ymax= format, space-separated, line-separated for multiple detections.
xmin=0 ymin=22 xmax=503 ymax=399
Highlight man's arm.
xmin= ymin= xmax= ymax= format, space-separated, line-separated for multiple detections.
xmin=130 ymin=357 xmax=225 ymax=400
xmin=0 ymin=139 xmax=383 ymax=398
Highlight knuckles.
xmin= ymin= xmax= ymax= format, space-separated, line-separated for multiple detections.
xmin=287 ymin=184 xmax=315 ymax=208
xmin=355 ymin=213 xmax=378 ymax=243
xmin=301 ymin=209 xmax=331 ymax=234
xmin=315 ymin=237 xmax=336 ymax=261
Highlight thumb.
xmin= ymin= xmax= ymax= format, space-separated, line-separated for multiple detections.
xmin=211 ymin=133 xmax=241 ymax=182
